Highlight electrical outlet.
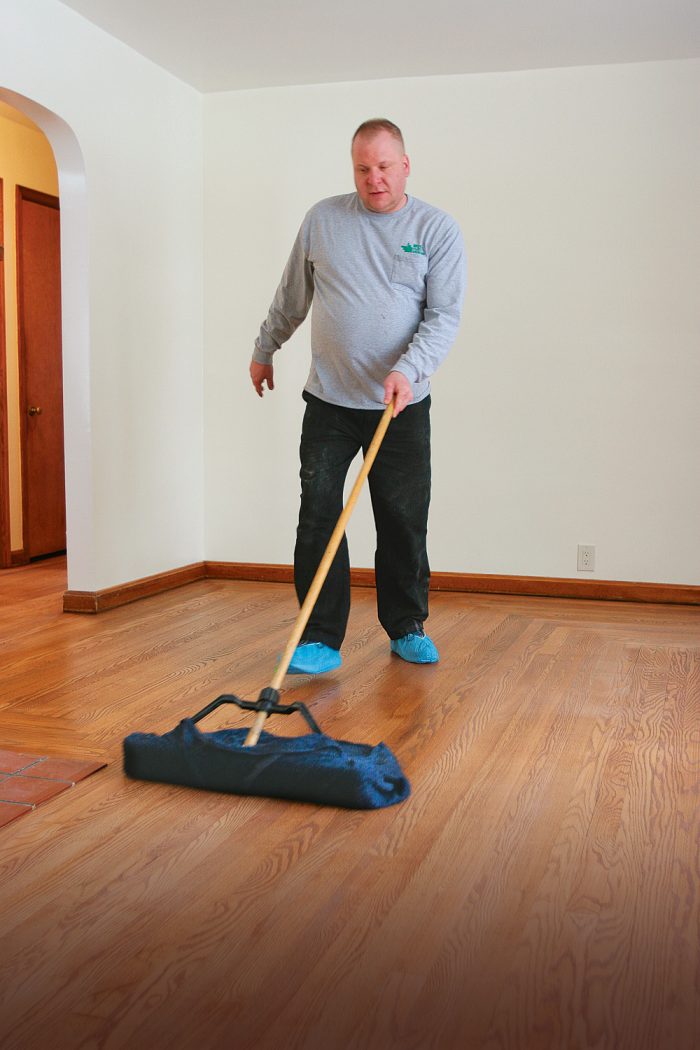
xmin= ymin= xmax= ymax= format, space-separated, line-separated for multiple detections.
xmin=577 ymin=545 xmax=595 ymax=572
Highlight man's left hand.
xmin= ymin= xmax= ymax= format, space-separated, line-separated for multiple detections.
xmin=383 ymin=371 xmax=413 ymax=417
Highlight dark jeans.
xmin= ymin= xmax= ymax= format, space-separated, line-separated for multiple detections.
xmin=294 ymin=391 xmax=432 ymax=650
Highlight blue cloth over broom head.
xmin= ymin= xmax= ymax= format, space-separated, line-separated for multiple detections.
xmin=123 ymin=693 xmax=410 ymax=809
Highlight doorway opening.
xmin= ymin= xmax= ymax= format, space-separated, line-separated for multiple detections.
xmin=0 ymin=88 xmax=91 ymax=588
xmin=17 ymin=185 xmax=66 ymax=562
xmin=0 ymin=102 xmax=63 ymax=566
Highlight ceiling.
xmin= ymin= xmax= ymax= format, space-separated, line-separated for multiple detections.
xmin=56 ymin=0 xmax=700 ymax=93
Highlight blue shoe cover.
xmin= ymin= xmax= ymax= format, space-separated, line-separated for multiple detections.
xmin=287 ymin=642 xmax=342 ymax=675
xmin=390 ymin=632 xmax=439 ymax=664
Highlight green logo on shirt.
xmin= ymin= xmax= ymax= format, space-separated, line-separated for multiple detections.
xmin=401 ymin=243 xmax=426 ymax=255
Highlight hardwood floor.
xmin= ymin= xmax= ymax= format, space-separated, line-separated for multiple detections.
xmin=1 ymin=557 xmax=699 ymax=1049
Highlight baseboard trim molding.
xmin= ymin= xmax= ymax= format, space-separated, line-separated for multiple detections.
xmin=204 ymin=561 xmax=294 ymax=584
xmin=206 ymin=564 xmax=700 ymax=606
xmin=63 ymin=561 xmax=700 ymax=613
xmin=426 ymin=571 xmax=700 ymax=605
xmin=63 ymin=562 xmax=206 ymax=613
xmin=203 ymin=562 xmax=379 ymax=589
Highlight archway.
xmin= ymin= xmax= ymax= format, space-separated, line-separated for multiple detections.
xmin=0 ymin=88 xmax=93 ymax=588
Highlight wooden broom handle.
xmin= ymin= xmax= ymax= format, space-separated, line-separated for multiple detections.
xmin=244 ymin=399 xmax=395 ymax=746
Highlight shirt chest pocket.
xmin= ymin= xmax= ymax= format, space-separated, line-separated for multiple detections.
xmin=390 ymin=252 xmax=428 ymax=295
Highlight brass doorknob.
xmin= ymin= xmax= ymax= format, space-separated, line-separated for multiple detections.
xmin=28 ymin=406 xmax=42 ymax=416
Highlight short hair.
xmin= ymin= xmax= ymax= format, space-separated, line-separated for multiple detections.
xmin=352 ymin=118 xmax=405 ymax=152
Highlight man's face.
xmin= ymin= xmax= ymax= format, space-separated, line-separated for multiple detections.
xmin=352 ymin=130 xmax=410 ymax=214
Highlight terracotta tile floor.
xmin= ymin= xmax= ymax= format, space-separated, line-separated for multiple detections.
xmin=0 ymin=749 xmax=107 ymax=828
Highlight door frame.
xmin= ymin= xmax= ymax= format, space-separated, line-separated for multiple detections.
xmin=0 ymin=178 xmax=11 ymax=568
xmin=16 ymin=185 xmax=63 ymax=562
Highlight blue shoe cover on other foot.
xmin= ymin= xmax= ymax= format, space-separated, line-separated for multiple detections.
xmin=390 ymin=632 xmax=439 ymax=664
xmin=287 ymin=642 xmax=342 ymax=675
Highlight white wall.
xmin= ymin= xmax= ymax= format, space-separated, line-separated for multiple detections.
xmin=2 ymin=4 xmax=697 ymax=593
xmin=1 ymin=0 xmax=204 ymax=591
xmin=204 ymin=59 xmax=700 ymax=586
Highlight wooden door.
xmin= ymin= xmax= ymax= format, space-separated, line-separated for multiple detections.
xmin=0 ymin=178 xmax=10 ymax=567
xmin=16 ymin=187 xmax=66 ymax=559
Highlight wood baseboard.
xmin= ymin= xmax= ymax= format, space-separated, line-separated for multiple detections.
xmin=204 ymin=561 xmax=294 ymax=584
xmin=206 ymin=564 xmax=700 ymax=606
xmin=426 ymin=571 xmax=700 ymax=605
xmin=63 ymin=562 xmax=205 ymax=613
xmin=203 ymin=563 xmax=378 ymax=589
xmin=63 ymin=560 xmax=700 ymax=613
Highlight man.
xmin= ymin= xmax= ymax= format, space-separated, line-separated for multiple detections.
xmin=250 ymin=118 xmax=466 ymax=674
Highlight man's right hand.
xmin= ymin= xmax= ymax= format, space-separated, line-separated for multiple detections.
xmin=250 ymin=361 xmax=274 ymax=398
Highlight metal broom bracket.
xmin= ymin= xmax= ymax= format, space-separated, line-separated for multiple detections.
xmin=190 ymin=692 xmax=322 ymax=735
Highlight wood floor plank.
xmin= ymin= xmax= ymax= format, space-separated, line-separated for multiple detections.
xmin=465 ymin=642 xmax=645 ymax=1049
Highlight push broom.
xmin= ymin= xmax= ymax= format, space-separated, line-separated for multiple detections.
xmin=123 ymin=401 xmax=410 ymax=809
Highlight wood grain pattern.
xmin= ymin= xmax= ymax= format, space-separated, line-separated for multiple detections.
xmin=1 ymin=557 xmax=699 ymax=1049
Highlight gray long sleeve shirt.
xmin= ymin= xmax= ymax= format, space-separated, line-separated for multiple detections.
xmin=253 ymin=192 xmax=466 ymax=409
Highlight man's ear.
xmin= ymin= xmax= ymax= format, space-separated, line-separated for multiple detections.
xmin=403 ymin=154 xmax=411 ymax=176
